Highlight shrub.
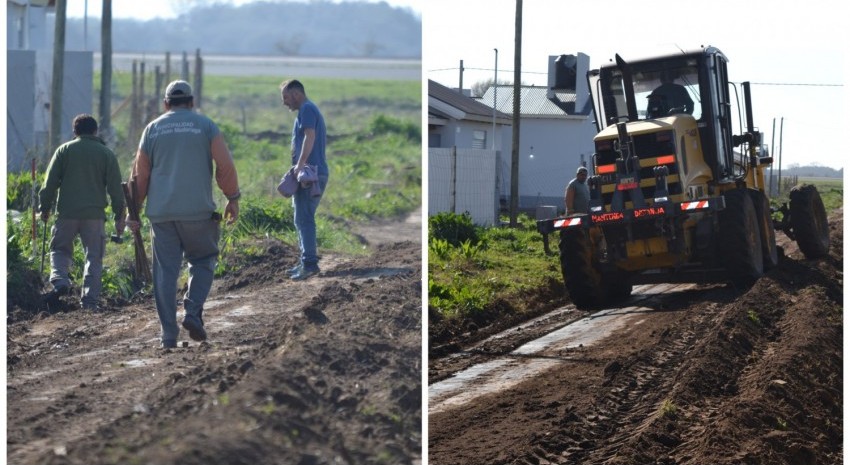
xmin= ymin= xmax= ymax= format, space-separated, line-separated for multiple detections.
xmin=429 ymin=238 xmax=452 ymax=260
xmin=7 ymin=171 xmax=43 ymax=211
xmin=368 ymin=114 xmax=420 ymax=142
xmin=429 ymin=212 xmax=478 ymax=247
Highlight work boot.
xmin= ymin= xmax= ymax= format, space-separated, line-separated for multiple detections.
xmin=291 ymin=266 xmax=319 ymax=281
xmin=181 ymin=315 xmax=207 ymax=342
xmin=43 ymin=285 xmax=69 ymax=307
xmin=161 ymin=339 xmax=177 ymax=349
xmin=82 ymin=303 xmax=101 ymax=312
xmin=286 ymin=264 xmax=302 ymax=276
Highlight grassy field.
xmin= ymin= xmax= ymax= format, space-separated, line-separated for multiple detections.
xmin=7 ymin=72 xmax=421 ymax=306
xmin=429 ymin=178 xmax=843 ymax=328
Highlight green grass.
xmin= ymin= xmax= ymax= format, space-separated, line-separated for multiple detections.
xmin=770 ymin=178 xmax=843 ymax=213
xmin=428 ymin=213 xmax=562 ymax=322
xmin=7 ymin=73 xmax=420 ymax=305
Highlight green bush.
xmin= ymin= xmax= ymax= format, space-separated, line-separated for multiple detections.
xmin=429 ymin=212 xmax=479 ymax=247
xmin=429 ymin=238 xmax=452 ymax=260
xmin=235 ymin=199 xmax=295 ymax=237
xmin=7 ymin=171 xmax=43 ymax=211
xmin=368 ymin=114 xmax=420 ymax=142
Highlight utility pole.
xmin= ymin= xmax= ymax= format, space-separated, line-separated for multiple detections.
xmin=100 ymin=0 xmax=112 ymax=137
xmin=778 ymin=117 xmax=784 ymax=192
xmin=49 ymin=0 xmax=68 ymax=157
xmin=509 ymin=0 xmax=522 ymax=226
xmin=492 ymin=48 xmax=497 ymax=150
xmin=458 ymin=59 xmax=464 ymax=93
xmin=770 ymin=118 xmax=776 ymax=196
xmin=83 ymin=0 xmax=88 ymax=50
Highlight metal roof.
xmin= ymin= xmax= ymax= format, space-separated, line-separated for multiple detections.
xmin=479 ymin=85 xmax=590 ymax=118
xmin=428 ymin=79 xmax=512 ymax=124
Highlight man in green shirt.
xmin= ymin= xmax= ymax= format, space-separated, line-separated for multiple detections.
xmin=39 ymin=114 xmax=125 ymax=310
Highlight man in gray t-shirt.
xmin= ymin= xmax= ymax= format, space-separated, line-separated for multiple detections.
xmin=564 ymin=166 xmax=590 ymax=215
xmin=127 ymin=80 xmax=241 ymax=349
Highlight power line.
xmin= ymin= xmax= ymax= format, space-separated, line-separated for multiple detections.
xmin=432 ymin=67 xmax=843 ymax=87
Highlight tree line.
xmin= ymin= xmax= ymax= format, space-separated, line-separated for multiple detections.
xmin=65 ymin=1 xmax=421 ymax=59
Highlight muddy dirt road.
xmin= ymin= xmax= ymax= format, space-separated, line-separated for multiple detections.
xmin=7 ymin=212 xmax=422 ymax=465
xmin=429 ymin=211 xmax=842 ymax=465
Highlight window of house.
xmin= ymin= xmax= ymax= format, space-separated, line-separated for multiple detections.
xmin=472 ymin=130 xmax=486 ymax=149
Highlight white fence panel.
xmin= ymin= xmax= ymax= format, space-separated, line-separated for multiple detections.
xmin=428 ymin=147 xmax=499 ymax=226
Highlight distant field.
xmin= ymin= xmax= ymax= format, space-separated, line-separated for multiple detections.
xmin=96 ymin=53 xmax=421 ymax=81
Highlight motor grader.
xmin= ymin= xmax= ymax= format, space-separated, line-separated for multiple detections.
xmin=538 ymin=46 xmax=830 ymax=309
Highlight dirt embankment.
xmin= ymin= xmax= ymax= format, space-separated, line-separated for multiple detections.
xmin=429 ymin=210 xmax=843 ymax=465
xmin=7 ymin=215 xmax=422 ymax=465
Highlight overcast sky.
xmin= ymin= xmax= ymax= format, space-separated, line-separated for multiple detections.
xmin=423 ymin=0 xmax=846 ymax=170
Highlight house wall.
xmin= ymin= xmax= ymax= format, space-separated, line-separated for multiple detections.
xmin=6 ymin=50 xmax=94 ymax=172
xmin=498 ymin=116 xmax=597 ymax=212
xmin=429 ymin=120 xmax=506 ymax=152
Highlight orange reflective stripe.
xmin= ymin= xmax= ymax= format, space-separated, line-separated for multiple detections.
xmin=656 ymin=155 xmax=675 ymax=165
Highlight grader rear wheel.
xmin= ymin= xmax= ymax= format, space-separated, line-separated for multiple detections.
xmin=789 ymin=184 xmax=830 ymax=259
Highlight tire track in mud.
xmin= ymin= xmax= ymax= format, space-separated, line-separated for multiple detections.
xmin=428 ymin=283 xmax=731 ymax=465
xmin=550 ymin=300 xmax=721 ymax=465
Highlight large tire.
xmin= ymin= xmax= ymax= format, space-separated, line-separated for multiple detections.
xmin=719 ymin=189 xmax=764 ymax=283
xmin=558 ymin=229 xmax=605 ymax=309
xmin=789 ymin=184 xmax=830 ymax=259
xmin=604 ymin=273 xmax=633 ymax=303
xmin=749 ymin=190 xmax=779 ymax=270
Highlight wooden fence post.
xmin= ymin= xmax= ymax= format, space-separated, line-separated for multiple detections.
xmin=130 ymin=60 xmax=140 ymax=141
xmin=139 ymin=60 xmax=146 ymax=122
xmin=181 ymin=51 xmax=189 ymax=82
xmin=164 ymin=51 xmax=171 ymax=83
xmin=193 ymin=48 xmax=203 ymax=109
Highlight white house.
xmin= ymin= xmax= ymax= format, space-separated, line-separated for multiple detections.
xmin=428 ymin=79 xmax=512 ymax=225
xmin=479 ymin=83 xmax=597 ymax=214
xmin=7 ymin=0 xmax=93 ymax=172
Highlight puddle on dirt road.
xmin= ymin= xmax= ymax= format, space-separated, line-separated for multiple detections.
xmin=204 ymin=295 xmax=243 ymax=310
xmin=120 ymin=359 xmax=159 ymax=368
xmin=224 ymin=305 xmax=255 ymax=317
xmin=429 ymin=283 xmax=695 ymax=415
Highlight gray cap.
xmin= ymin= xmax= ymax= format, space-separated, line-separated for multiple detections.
xmin=165 ymin=80 xmax=193 ymax=99
xmin=576 ymin=166 xmax=588 ymax=174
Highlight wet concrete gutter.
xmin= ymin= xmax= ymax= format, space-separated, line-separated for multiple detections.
xmin=429 ymin=283 xmax=692 ymax=414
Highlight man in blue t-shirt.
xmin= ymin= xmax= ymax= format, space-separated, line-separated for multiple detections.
xmin=280 ymin=79 xmax=329 ymax=280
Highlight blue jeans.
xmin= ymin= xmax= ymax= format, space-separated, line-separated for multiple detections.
xmin=151 ymin=219 xmax=219 ymax=343
xmin=292 ymin=176 xmax=328 ymax=270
